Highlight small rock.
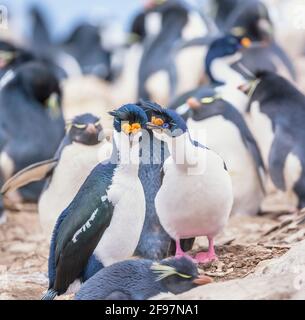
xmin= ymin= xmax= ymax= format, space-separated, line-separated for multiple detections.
xmin=8 ymin=243 xmax=36 ymax=254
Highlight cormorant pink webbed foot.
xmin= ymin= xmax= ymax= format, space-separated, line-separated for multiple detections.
xmin=195 ymin=237 xmax=217 ymax=264
xmin=175 ymin=239 xmax=197 ymax=263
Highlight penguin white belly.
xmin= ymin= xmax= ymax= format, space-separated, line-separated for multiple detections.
xmin=215 ymin=85 xmax=249 ymax=114
xmin=210 ymin=55 xmax=245 ymax=87
xmin=281 ymin=152 xmax=301 ymax=207
xmin=182 ymin=12 xmax=208 ymax=40
xmin=0 ymin=151 xmax=15 ymax=180
xmin=155 ymin=151 xmax=233 ymax=240
xmin=247 ymin=100 xmax=274 ymax=167
xmin=111 ymin=44 xmax=142 ymax=106
xmin=247 ymin=100 xmax=277 ymax=196
xmin=145 ymin=70 xmax=170 ymax=106
xmin=175 ymin=47 xmax=207 ymax=97
xmin=247 ymin=100 xmax=300 ymax=209
xmin=39 ymin=141 xmax=112 ymax=240
xmin=94 ymin=165 xmax=145 ymax=267
xmin=188 ymin=117 xmax=263 ymax=215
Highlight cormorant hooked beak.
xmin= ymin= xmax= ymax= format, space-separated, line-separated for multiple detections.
xmin=146 ymin=122 xmax=163 ymax=131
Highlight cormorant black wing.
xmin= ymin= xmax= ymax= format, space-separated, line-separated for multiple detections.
xmin=49 ymin=163 xmax=116 ymax=295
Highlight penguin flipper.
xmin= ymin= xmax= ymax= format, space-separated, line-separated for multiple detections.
xmin=49 ymin=164 xmax=115 ymax=295
xmin=242 ymin=132 xmax=266 ymax=192
xmin=270 ymin=42 xmax=297 ymax=81
xmin=29 ymin=6 xmax=52 ymax=49
xmin=176 ymin=35 xmax=216 ymax=51
xmin=1 ymin=158 xmax=58 ymax=195
xmin=268 ymin=128 xmax=293 ymax=191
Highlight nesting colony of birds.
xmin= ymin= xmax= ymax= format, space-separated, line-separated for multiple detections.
xmin=1 ymin=0 xmax=305 ymax=300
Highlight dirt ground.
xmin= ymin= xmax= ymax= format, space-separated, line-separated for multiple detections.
xmin=1 ymin=202 xmax=304 ymax=300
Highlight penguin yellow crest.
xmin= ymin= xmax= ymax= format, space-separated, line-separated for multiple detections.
xmin=201 ymin=97 xmax=216 ymax=104
xmin=231 ymin=26 xmax=246 ymax=37
xmin=151 ymin=262 xmax=192 ymax=281
xmin=200 ymin=94 xmax=222 ymax=105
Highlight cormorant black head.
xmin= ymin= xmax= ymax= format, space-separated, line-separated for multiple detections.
xmin=152 ymin=257 xmax=212 ymax=294
xmin=109 ymin=104 xmax=148 ymax=135
xmin=205 ymin=34 xmax=252 ymax=84
xmin=11 ymin=61 xmax=62 ymax=110
xmin=145 ymin=101 xmax=188 ymax=139
xmin=66 ymin=113 xmax=103 ymax=145
xmin=136 ymin=99 xmax=163 ymax=121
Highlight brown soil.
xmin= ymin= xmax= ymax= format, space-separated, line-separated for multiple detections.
xmin=1 ymin=205 xmax=304 ymax=300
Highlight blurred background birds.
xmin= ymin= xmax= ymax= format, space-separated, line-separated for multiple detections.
xmin=1 ymin=0 xmax=305 ymax=300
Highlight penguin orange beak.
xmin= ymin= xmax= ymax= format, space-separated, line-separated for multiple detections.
xmin=86 ymin=124 xmax=97 ymax=134
xmin=237 ymin=82 xmax=252 ymax=94
xmin=193 ymin=274 xmax=213 ymax=286
xmin=186 ymin=97 xmax=201 ymax=110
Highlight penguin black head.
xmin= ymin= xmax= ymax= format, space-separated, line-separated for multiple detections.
xmin=109 ymin=104 xmax=148 ymax=135
xmin=183 ymin=92 xmax=226 ymax=121
xmin=206 ymin=34 xmax=252 ymax=66
xmin=66 ymin=113 xmax=103 ymax=145
xmin=0 ymin=41 xmax=34 ymax=71
xmin=229 ymin=1 xmax=273 ymax=43
xmin=129 ymin=11 xmax=147 ymax=44
xmin=145 ymin=0 xmax=187 ymax=12
xmin=152 ymin=257 xmax=212 ymax=294
xmin=205 ymin=34 xmax=252 ymax=84
xmin=209 ymin=35 xmax=251 ymax=57
xmin=0 ymin=41 xmax=18 ymax=69
xmin=10 ymin=61 xmax=61 ymax=110
xmin=144 ymin=101 xmax=187 ymax=139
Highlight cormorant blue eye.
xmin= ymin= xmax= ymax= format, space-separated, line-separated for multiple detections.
xmin=162 ymin=123 xmax=169 ymax=129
